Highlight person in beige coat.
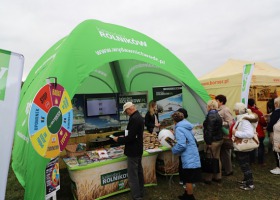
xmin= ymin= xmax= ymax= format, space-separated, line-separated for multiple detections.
xmin=215 ymin=95 xmax=234 ymax=176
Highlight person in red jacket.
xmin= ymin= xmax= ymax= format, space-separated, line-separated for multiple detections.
xmin=247 ymin=98 xmax=267 ymax=165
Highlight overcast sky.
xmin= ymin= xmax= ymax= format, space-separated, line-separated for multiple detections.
xmin=1 ymin=0 xmax=280 ymax=80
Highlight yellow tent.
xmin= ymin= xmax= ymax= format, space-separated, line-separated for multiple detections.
xmin=198 ymin=59 xmax=280 ymax=114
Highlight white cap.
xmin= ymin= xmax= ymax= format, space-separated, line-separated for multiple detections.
xmin=122 ymin=102 xmax=134 ymax=114
xmin=233 ymin=102 xmax=246 ymax=114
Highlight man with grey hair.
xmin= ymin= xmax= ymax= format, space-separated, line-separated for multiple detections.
xmin=267 ymin=97 xmax=280 ymax=175
xmin=113 ymin=102 xmax=145 ymax=199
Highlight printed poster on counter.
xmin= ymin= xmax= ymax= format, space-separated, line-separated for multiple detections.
xmin=153 ymin=86 xmax=182 ymax=127
xmin=118 ymin=92 xmax=147 ymax=130
xmin=45 ymin=157 xmax=60 ymax=199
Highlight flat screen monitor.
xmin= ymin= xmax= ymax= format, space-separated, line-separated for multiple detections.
xmin=86 ymin=97 xmax=117 ymax=116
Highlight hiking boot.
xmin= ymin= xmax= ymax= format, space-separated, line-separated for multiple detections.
xmin=237 ymin=180 xmax=246 ymax=185
xmin=270 ymin=167 xmax=280 ymax=175
xmin=239 ymin=185 xmax=255 ymax=191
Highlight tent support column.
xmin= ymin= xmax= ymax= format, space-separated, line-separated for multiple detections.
xmin=110 ymin=61 xmax=126 ymax=93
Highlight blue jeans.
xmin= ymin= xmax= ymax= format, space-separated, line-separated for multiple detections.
xmin=127 ymin=156 xmax=144 ymax=200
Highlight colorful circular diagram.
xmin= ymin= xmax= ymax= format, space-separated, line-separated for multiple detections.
xmin=28 ymin=83 xmax=73 ymax=158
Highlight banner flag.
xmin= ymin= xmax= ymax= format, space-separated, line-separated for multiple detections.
xmin=0 ymin=49 xmax=24 ymax=199
xmin=241 ymin=64 xmax=254 ymax=106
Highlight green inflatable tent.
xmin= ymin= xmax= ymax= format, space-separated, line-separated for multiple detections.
xmin=12 ymin=19 xmax=209 ymax=199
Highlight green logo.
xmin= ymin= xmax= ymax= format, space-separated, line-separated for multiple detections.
xmin=47 ymin=106 xmax=62 ymax=134
xmin=0 ymin=50 xmax=11 ymax=101
xmin=101 ymin=169 xmax=128 ymax=186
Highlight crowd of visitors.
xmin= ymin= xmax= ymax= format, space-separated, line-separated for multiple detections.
xmin=113 ymin=95 xmax=278 ymax=200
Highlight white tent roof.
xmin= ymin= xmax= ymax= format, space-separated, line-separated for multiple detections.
xmin=199 ymin=59 xmax=280 ymax=86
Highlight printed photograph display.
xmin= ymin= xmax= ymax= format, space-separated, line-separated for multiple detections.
xmin=153 ymin=86 xmax=182 ymax=127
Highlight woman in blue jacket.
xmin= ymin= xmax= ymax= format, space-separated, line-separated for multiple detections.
xmin=171 ymin=111 xmax=201 ymax=200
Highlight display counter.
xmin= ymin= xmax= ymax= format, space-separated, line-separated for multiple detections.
xmin=65 ymin=149 xmax=164 ymax=200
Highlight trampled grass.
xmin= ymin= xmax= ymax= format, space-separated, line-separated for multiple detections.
xmin=6 ymin=151 xmax=280 ymax=200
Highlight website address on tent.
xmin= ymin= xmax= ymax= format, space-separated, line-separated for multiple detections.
xmin=95 ymin=47 xmax=166 ymax=64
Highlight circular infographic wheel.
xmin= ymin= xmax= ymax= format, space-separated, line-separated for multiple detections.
xmin=28 ymin=83 xmax=73 ymax=158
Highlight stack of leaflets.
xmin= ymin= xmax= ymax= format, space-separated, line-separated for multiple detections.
xmin=77 ymin=155 xmax=92 ymax=166
xmin=63 ymin=157 xmax=79 ymax=168
xmin=97 ymin=149 xmax=109 ymax=160
xmin=106 ymin=147 xmax=124 ymax=159
xmin=86 ymin=151 xmax=100 ymax=161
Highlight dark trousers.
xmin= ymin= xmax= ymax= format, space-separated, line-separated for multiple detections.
xmin=236 ymin=151 xmax=254 ymax=186
xmin=179 ymin=156 xmax=184 ymax=183
xmin=127 ymin=156 xmax=144 ymax=200
xmin=250 ymin=137 xmax=265 ymax=164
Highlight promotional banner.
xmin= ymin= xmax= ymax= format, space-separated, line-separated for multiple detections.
xmin=241 ymin=64 xmax=254 ymax=106
xmin=153 ymin=86 xmax=182 ymax=124
xmin=0 ymin=49 xmax=24 ymax=199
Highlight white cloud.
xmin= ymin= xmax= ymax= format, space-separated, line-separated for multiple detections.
xmin=1 ymin=0 xmax=280 ymax=80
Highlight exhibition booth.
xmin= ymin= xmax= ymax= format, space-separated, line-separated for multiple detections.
xmin=12 ymin=19 xmax=209 ymax=199
xmin=199 ymin=59 xmax=280 ymax=113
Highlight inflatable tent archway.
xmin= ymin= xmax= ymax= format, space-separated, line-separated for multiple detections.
xmin=12 ymin=19 xmax=209 ymax=199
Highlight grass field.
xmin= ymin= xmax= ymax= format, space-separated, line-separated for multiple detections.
xmin=5 ymin=151 xmax=280 ymax=200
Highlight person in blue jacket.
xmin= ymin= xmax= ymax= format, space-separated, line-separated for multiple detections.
xmin=171 ymin=111 xmax=201 ymax=200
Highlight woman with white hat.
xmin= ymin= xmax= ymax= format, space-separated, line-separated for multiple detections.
xmin=231 ymin=102 xmax=258 ymax=191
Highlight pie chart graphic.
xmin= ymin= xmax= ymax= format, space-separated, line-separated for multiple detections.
xmin=28 ymin=83 xmax=73 ymax=158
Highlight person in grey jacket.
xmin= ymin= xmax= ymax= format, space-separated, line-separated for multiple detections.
xmin=171 ymin=111 xmax=201 ymax=200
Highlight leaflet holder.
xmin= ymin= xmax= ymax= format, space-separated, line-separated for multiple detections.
xmin=46 ymin=77 xmax=57 ymax=88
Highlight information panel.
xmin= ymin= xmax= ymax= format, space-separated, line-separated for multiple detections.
xmin=28 ymin=83 xmax=73 ymax=158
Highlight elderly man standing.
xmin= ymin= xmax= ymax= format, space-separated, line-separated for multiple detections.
xmin=113 ymin=102 xmax=145 ymax=200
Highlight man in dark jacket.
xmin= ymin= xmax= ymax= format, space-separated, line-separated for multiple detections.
xmin=113 ymin=102 xmax=144 ymax=199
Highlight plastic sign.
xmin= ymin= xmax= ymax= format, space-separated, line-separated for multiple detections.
xmin=28 ymin=83 xmax=73 ymax=158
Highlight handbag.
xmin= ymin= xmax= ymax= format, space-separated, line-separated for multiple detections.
xmin=232 ymin=117 xmax=259 ymax=152
xmin=201 ymin=147 xmax=220 ymax=173
xmin=232 ymin=131 xmax=259 ymax=152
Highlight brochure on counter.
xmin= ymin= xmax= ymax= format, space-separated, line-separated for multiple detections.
xmin=63 ymin=146 xmax=125 ymax=168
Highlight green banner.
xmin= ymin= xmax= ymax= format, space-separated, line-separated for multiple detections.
xmin=101 ymin=169 xmax=128 ymax=186
xmin=241 ymin=64 xmax=254 ymax=105
xmin=0 ymin=49 xmax=10 ymax=101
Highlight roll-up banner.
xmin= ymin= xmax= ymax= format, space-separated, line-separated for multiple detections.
xmin=241 ymin=64 xmax=254 ymax=106
xmin=0 ymin=49 xmax=24 ymax=199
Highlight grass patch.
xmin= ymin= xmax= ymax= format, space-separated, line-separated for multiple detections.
xmin=6 ymin=151 xmax=280 ymax=200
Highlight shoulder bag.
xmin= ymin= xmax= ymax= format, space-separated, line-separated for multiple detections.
xmin=232 ymin=121 xmax=259 ymax=152
xmin=201 ymin=147 xmax=220 ymax=173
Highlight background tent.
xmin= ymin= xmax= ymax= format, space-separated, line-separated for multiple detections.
xmin=199 ymin=59 xmax=280 ymax=113
xmin=12 ymin=19 xmax=209 ymax=199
